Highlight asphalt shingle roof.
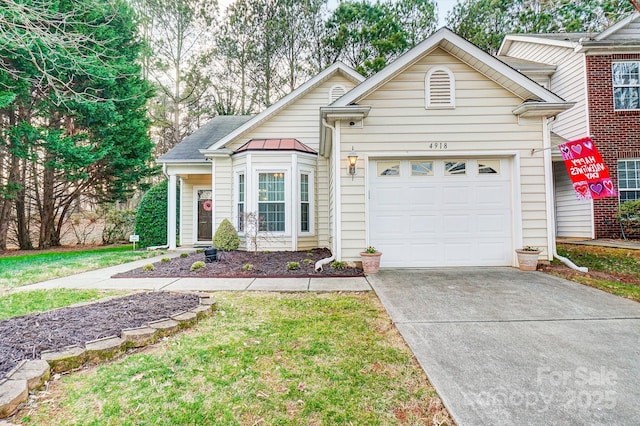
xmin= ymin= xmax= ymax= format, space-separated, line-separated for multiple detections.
xmin=158 ymin=115 xmax=254 ymax=162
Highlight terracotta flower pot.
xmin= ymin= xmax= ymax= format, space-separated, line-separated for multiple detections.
xmin=515 ymin=249 xmax=540 ymax=271
xmin=360 ymin=252 xmax=382 ymax=274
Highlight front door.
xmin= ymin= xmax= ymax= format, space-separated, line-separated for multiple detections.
xmin=197 ymin=189 xmax=213 ymax=242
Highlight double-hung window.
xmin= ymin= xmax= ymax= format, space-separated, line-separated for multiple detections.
xmin=613 ymin=62 xmax=640 ymax=111
xmin=300 ymin=173 xmax=310 ymax=233
xmin=258 ymin=172 xmax=285 ymax=232
xmin=237 ymin=173 xmax=245 ymax=232
xmin=618 ymin=159 xmax=640 ymax=202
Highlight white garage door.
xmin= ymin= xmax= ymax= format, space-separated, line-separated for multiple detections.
xmin=369 ymin=158 xmax=513 ymax=267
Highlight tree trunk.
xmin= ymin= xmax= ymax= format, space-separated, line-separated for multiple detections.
xmin=38 ymin=154 xmax=57 ymax=249
xmin=14 ymin=156 xmax=33 ymax=250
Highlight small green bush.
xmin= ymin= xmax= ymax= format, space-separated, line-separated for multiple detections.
xmin=213 ymin=218 xmax=240 ymax=251
xmin=331 ymin=261 xmax=347 ymax=270
xmin=286 ymin=261 xmax=300 ymax=271
xmin=190 ymin=261 xmax=206 ymax=271
xmin=142 ymin=264 xmax=155 ymax=272
xmin=243 ymin=263 xmax=254 ymax=271
xmin=161 ymin=257 xmax=171 ymax=263
xmin=102 ymin=207 xmax=136 ymax=244
xmin=303 ymin=258 xmax=313 ymax=265
xmin=180 ymin=252 xmax=189 ymax=258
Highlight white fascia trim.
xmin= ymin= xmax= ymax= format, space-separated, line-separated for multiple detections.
xmin=203 ymin=62 xmax=364 ymax=153
xmin=334 ymin=28 xmax=568 ymax=108
xmin=595 ymin=12 xmax=640 ymax=41
xmin=512 ymin=101 xmax=576 ymax=117
xmin=498 ymin=34 xmax=578 ymax=57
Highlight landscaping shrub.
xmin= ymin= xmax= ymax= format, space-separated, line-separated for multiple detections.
xmin=286 ymin=261 xmax=300 ymax=271
xmin=213 ymin=218 xmax=240 ymax=251
xmin=190 ymin=261 xmax=205 ymax=271
xmin=134 ymin=180 xmax=179 ymax=248
xmin=102 ymin=207 xmax=136 ymax=244
xmin=142 ymin=264 xmax=155 ymax=272
xmin=331 ymin=261 xmax=347 ymax=270
xmin=180 ymin=252 xmax=189 ymax=258
xmin=618 ymin=200 xmax=640 ymax=237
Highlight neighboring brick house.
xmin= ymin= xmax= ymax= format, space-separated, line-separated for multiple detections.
xmin=498 ymin=11 xmax=640 ymax=239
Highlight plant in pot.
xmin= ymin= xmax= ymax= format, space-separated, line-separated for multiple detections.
xmin=515 ymin=246 xmax=540 ymax=271
xmin=360 ymin=246 xmax=382 ymax=274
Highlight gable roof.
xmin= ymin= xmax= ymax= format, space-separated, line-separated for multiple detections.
xmin=332 ymin=27 xmax=570 ymax=111
xmin=595 ymin=11 xmax=640 ymax=41
xmin=200 ymin=62 xmax=364 ymax=155
xmin=158 ymin=115 xmax=253 ymax=163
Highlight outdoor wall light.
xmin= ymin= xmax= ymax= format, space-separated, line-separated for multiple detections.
xmin=347 ymin=147 xmax=358 ymax=179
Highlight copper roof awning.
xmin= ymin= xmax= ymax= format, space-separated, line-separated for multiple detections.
xmin=234 ymin=138 xmax=317 ymax=154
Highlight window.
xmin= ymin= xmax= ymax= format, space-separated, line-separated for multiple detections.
xmin=411 ymin=161 xmax=434 ymax=176
xmin=258 ymin=172 xmax=285 ymax=232
xmin=377 ymin=161 xmax=400 ymax=176
xmin=445 ymin=160 xmax=466 ymax=175
xmin=613 ymin=62 xmax=640 ymax=111
xmin=425 ymin=66 xmax=455 ymax=109
xmin=478 ymin=160 xmax=501 ymax=175
xmin=300 ymin=173 xmax=310 ymax=232
xmin=618 ymin=159 xmax=640 ymax=202
xmin=237 ymin=173 xmax=245 ymax=232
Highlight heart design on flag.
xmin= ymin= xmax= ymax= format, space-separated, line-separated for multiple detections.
xmin=590 ymin=183 xmax=604 ymax=195
xmin=560 ymin=145 xmax=571 ymax=157
xmin=583 ymin=140 xmax=593 ymax=151
xmin=571 ymin=144 xmax=583 ymax=155
xmin=604 ymin=180 xmax=614 ymax=193
xmin=575 ymin=183 xmax=590 ymax=197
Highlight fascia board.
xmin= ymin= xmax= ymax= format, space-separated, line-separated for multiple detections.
xmin=595 ymin=12 xmax=640 ymax=41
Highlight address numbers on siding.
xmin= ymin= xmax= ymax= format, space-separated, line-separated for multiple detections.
xmin=429 ymin=143 xmax=448 ymax=150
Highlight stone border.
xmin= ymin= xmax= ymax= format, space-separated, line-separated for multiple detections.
xmin=0 ymin=294 xmax=216 ymax=419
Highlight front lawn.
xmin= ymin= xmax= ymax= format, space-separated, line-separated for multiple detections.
xmin=16 ymin=292 xmax=452 ymax=425
xmin=0 ymin=245 xmax=165 ymax=289
xmin=0 ymin=289 xmax=126 ymax=320
xmin=543 ymin=243 xmax=640 ymax=302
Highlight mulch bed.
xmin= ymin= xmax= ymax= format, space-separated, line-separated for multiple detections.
xmin=0 ymin=292 xmax=199 ymax=378
xmin=113 ymin=248 xmax=363 ymax=278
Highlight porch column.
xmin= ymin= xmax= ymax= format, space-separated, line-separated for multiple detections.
xmin=167 ymin=173 xmax=177 ymax=250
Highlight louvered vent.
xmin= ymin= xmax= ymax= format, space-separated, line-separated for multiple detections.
xmin=329 ymin=85 xmax=346 ymax=103
xmin=426 ymin=67 xmax=455 ymax=109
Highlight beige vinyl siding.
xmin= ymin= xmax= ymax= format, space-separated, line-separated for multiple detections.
xmin=213 ymin=157 xmax=233 ymax=229
xmin=553 ymin=162 xmax=593 ymax=238
xmin=504 ymin=41 xmax=588 ymax=140
xmin=338 ymin=47 xmax=549 ymax=261
xmin=317 ymin=156 xmax=331 ymax=249
xmin=180 ymin=174 xmax=211 ymax=246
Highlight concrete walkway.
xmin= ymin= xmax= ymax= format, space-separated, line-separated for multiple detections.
xmin=15 ymin=253 xmax=372 ymax=293
xmin=368 ymin=268 xmax=640 ymax=425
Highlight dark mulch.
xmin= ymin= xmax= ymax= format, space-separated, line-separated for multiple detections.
xmin=113 ymin=248 xmax=363 ymax=278
xmin=0 ymin=292 xmax=199 ymax=378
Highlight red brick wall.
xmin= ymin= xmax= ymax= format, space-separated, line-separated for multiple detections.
xmin=586 ymin=54 xmax=640 ymax=238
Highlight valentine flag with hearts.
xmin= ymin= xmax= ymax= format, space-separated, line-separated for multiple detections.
xmin=558 ymin=137 xmax=616 ymax=200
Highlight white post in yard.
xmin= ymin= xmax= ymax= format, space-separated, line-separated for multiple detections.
xmin=167 ymin=174 xmax=177 ymax=250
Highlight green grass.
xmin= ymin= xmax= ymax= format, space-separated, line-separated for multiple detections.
xmin=18 ymin=292 xmax=451 ymax=425
xmin=551 ymin=244 xmax=640 ymax=302
xmin=0 ymin=246 xmax=165 ymax=289
xmin=0 ymin=289 xmax=126 ymax=320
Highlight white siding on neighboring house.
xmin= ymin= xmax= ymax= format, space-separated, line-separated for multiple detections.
xmin=337 ymin=47 xmax=549 ymax=263
xmin=553 ymin=162 xmax=593 ymax=238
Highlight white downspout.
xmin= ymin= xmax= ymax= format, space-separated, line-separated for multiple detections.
xmin=315 ymin=118 xmax=337 ymax=271
xmin=544 ymin=117 xmax=588 ymax=273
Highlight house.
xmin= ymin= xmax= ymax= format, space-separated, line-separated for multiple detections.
xmin=158 ymin=28 xmax=573 ymax=268
xmin=498 ymin=11 xmax=640 ymax=240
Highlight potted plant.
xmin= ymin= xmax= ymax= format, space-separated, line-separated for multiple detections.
xmin=515 ymin=246 xmax=540 ymax=271
xmin=360 ymin=246 xmax=382 ymax=274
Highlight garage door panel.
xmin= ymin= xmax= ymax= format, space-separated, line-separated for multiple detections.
xmin=370 ymin=159 xmax=513 ymax=267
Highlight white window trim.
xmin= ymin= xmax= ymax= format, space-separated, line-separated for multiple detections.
xmin=612 ymin=61 xmax=640 ymax=111
xmin=193 ymin=186 xmax=213 ymax=245
xmin=254 ymin=167 xmax=291 ymax=236
xmin=233 ymin=169 xmax=246 ymax=235
xmin=425 ymin=66 xmax=456 ymax=109
xmin=299 ymin=167 xmax=315 ymax=235
xmin=618 ymin=158 xmax=640 ymax=202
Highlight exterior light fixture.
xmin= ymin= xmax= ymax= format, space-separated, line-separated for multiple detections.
xmin=347 ymin=147 xmax=358 ymax=179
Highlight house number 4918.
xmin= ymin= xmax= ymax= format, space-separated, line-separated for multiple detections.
xmin=429 ymin=143 xmax=447 ymax=149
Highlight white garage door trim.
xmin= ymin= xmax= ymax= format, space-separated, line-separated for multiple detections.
xmin=365 ymin=154 xmax=521 ymax=267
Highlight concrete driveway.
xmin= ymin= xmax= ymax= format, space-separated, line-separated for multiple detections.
xmin=368 ymin=268 xmax=640 ymax=425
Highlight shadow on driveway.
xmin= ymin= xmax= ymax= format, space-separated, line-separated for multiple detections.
xmin=368 ymin=268 xmax=640 ymax=425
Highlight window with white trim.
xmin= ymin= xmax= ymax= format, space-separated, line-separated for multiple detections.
xmin=425 ymin=66 xmax=455 ymax=109
xmin=613 ymin=62 xmax=640 ymax=111
xmin=237 ymin=173 xmax=245 ymax=232
xmin=300 ymin=173 xmax=310 ymax=233
xmin=329 ymin=85 xmax=346 ymax=103
xmin=258 ymin=172 xmax=285 ymax=232
xmin=618 ymin=159 xmax=640 ymax=202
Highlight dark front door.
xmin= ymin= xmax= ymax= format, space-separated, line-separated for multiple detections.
xmin=197 ymin=189 xmax=213 ymax=242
